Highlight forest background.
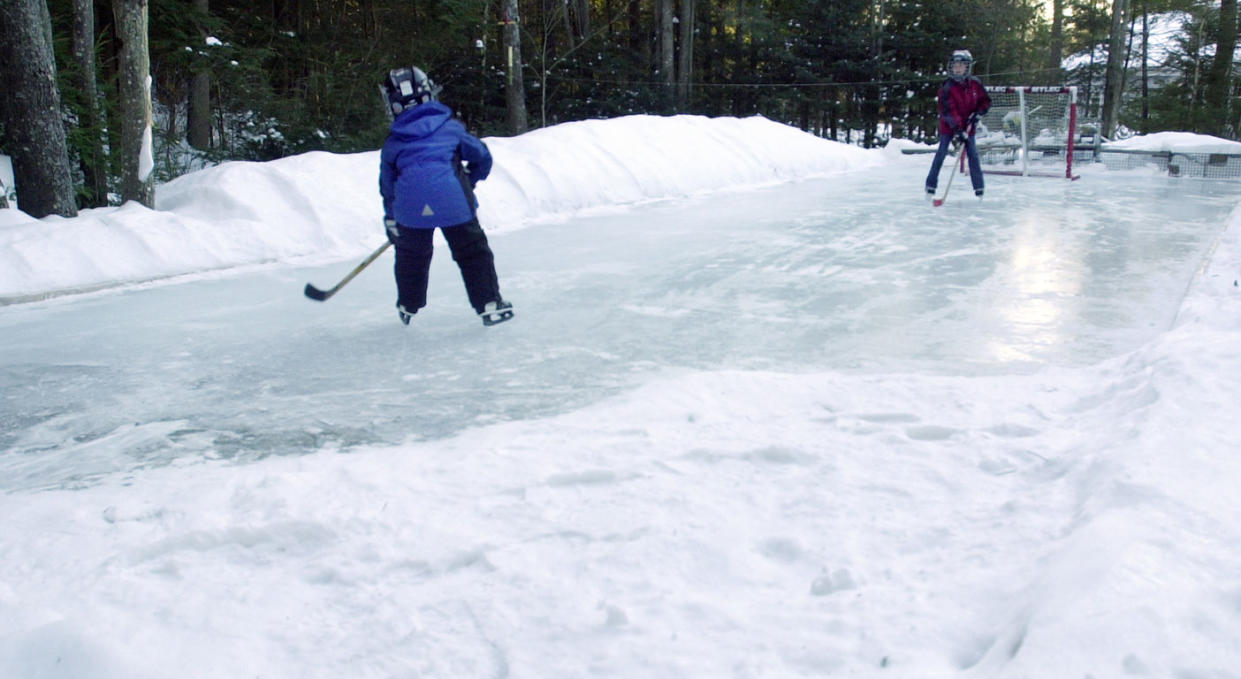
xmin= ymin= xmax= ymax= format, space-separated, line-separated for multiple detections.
xmin=0 ymin=0 xmax=1237 ymax=218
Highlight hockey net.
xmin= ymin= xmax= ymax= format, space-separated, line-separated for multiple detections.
xmin=974 ymin=86 xmax=1080 ymax=180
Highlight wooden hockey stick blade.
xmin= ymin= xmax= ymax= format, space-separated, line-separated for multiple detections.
xmin=303 ymin=241 xmax=392 ymax=303
xmin=931 ymin=140 xmax=965 ymax=208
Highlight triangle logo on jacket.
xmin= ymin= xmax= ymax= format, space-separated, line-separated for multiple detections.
xmin=422 ymin=204 xmax=434 ymax=216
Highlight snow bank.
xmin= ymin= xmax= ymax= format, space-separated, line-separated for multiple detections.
xmin=1176 ymin=200 xmax=1241 ymax=329
xmin=0 ymin=154 xmax=14 ymax=206
xmin=480 ymin=114 xmax=882 ymax=225
xmin=1106 ymin=131 xmax=1241 ymax=155
xmin=0 ymin=115 xmax=882 ymax=303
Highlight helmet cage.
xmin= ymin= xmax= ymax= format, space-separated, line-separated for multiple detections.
xmin=381 ymin=66 xmax=442 ymax=117
xmin=949 ymin=50 xmax=973 ymax=80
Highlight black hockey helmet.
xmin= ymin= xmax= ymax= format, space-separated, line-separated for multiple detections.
xmin=381 ymin=66 xmax=441 ymax=116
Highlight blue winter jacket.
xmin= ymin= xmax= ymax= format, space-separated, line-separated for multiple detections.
xmin=379 ymin=101 xmax=493 ymax=229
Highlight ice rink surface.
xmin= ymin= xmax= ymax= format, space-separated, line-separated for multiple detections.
xmin=2 ymin=164 xmax=1237 ymax=488
xmin=3 ymin=159 xmax=1241 ymax=679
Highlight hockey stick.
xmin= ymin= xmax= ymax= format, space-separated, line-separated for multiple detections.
xmin=932 ymin=138 xmax=965 ymax=207
xmin=304 ymin=241 xmax=392 ymax=301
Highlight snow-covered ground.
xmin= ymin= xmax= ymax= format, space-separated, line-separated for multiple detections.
xmin=2 ymin=116 xmax=1241 ymax=678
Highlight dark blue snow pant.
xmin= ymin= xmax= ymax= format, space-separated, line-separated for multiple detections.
xmin=925 ymin=133 xmax=984 ymax=193
xmin=388 ymin=217 xmax=501 ymax=315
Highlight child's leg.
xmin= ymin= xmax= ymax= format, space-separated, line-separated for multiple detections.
xmin=925 ymin=133 xmax=953 ymax=191
xmin=389 ymin=226 xmax=434 ymax=313
xmin=965 ymin=136 xmax=984 ymax=192
xmin=441 ymin=218 xmax=501 ymax=314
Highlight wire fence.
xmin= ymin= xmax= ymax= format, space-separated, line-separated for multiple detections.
xmin=902 ymin=142 xmax=1241 ymax=180
xmin=1093 ymin=148 xmax=1241 ymax=179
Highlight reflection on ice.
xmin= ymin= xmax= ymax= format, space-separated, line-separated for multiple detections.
xmin=986 ymin=212 xmax=1088 ymax=363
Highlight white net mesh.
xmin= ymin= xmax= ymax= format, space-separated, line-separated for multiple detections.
xmin=974 ymin=86 xmax=1078 ymax=178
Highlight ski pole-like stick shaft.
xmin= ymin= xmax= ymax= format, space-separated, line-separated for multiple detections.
xmin=932 ymin=139 xmax=965 ymax=207
xmin=933 ymin=134 xmax=967 ymax=206
xmin=304 ymin=241 xmax=392 ymax=301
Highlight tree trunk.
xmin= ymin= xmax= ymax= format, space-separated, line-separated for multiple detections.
xmin=113 ymin=0 xmax=155 ymax=207
xmin=659 ymin=0 xmax=675 ymax=108
xmin=1046 ymin=0 xmax=1065 ymax=84
xmin=188 ymin=0 xmax=213 ymax=149
xmin=627 ymin=0 xmax=642 ymax=60
xmin=502 ymin=0 xmax=528 ymax=134
xmin=1123 ymin=11 xmax=1136 ymax=97
xmin=562 ymin=0 xmax=576 ymax=46
xmin=1189 ymin=13 xmax=1206 ymax=130
xmin=677 ymin=0 xmax=694 ymax=109
xmin=0 ymin=0 xmax=79 ymax=218
xmin=188 ymin=72 xmax=212 ymax=149
xmin=572 ymin=0 xmax=589 ymax=39
xmin=1141 ymin=3 xmax=1149 ymax=129
xmin=1204 ymin=0 xmax=1238 ymax=135
xmin=1100 ymin=0 xmax=1131 ymax=138
xmin=71 ymin=0 xmax=109 ymax=207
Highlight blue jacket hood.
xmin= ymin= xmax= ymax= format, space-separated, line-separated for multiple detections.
xmin=389 ymin=101 xmax=454 ymax=140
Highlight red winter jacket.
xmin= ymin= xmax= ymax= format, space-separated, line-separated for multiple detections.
xmin=937 ymin=77 xmax=991 ymax=137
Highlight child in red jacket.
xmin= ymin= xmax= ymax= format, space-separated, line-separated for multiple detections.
xmin=925 ymin=50 xmax=991 ymax=199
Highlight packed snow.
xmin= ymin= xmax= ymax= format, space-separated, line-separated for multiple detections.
xmin=2 ymin=114 xmax=1241 ymax=679
xmin=0 ymin=115 xmax=881 ymax=302
xmin=1105 ymin=130 xmax=1241 ymax=154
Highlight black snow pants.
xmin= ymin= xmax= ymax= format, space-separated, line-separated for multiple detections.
xmin=388 ymin=217 xmax=501 ymax=315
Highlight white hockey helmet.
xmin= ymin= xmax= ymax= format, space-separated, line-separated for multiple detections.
xmin=949 ymin=50 xmax=973 ymax=80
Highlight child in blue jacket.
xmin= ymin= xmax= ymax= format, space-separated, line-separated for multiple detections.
xmin=379 ymin=66 xmax=513 ymax=326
